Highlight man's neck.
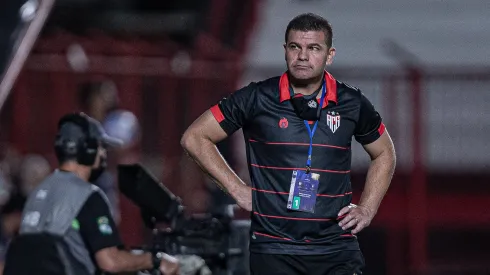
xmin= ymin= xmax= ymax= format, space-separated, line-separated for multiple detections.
xmin=289 ymin=74 xmax=324 ymax=97
xmin=59 ymin=162 xmax=91 ymax=182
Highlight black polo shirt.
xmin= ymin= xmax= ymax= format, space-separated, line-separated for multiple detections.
xmin=210 ymin=71 xmax=385 ymax=255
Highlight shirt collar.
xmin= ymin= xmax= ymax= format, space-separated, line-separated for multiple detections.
xmin=279 ymin=70 xmax=338 ymax=108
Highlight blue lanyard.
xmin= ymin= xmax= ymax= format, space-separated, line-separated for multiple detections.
xmin=303 ymin=81 xmax=327 ymax=173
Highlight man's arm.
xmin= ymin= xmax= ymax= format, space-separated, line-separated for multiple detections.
xmin=77 ymin=192 xmax=178 ymax=274
xmin=181 ymin=110 xmax=252 ymax=211
xmin=95 ymin=248 xmax=179 ymax=275
xmin=338 ymin=130 xmax=396 ymax=234
xmin=95 ymin=247 xmax=152 ymax=273
xmin=358 ymin=130 xmax=396 ymax=215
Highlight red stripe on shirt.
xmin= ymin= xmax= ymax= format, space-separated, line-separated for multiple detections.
xmin=249 ymin=139 xmax=349 ymax=150
xmin=253 ymin=232 xmax=292 ymax=241
xmin=252 ymin=188 xmax=352 ymax=197
xmin=250 ymin=164 xmax=350 ymax=174
xmin=317 ymin=192 xmax=353 ymax=197
xmin=254 ymin=212 xmax=332 ymax=221
xmin=251 ymin=188 xmax=289 ymax=195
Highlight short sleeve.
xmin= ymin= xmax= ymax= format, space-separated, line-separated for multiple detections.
xmin=210 ymin=83 xmax=257 ymax=135
xmin=354 ymin=92 xmax=385 ymax=145
xmin=76 ymin=192 xmax=123 ymax=254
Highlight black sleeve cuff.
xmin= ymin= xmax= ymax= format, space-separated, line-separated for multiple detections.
xmin=210 ymin=104 xmax=240 ymax=135
xmin=355 ymin=122 xmax=385 ymax=145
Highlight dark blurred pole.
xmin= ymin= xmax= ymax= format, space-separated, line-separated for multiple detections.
xmin=408 ymin=68 xmax=427 ymax=274
xmin=0 ymin=0 xmax=55 ymax=112
xmin=0 ymin=0 xmax=27 ymax=78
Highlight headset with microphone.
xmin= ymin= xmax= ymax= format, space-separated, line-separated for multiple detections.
xmin=54 ymin=113 xmax=100 ymax=166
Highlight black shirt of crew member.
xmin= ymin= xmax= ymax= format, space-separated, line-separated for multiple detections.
xmin=210 ymin=71 xmax=385 ymax=255
xmin=5 ymin=192 xmax=123 ymax=275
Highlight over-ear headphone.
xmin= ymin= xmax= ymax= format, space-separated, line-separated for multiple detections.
xmin=54 ymin=113 xmax=99 ymax=166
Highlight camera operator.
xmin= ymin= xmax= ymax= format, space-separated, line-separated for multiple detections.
xmin=3 ymin=112 xmax=179 ymax=275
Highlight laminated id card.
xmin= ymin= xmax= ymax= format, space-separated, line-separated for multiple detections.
xmin=287 ymin=170 xmax=320 ymax=213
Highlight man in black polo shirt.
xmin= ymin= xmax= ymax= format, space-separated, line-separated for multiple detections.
xmin=181 ymin=13 xmax=396 ymax=275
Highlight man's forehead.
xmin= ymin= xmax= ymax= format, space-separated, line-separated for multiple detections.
xmin=287 ymin=30 xmax=326 ymax=44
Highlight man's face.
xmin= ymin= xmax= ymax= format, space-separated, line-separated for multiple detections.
xmin=284 ymin=30 xmax=335 ymax=81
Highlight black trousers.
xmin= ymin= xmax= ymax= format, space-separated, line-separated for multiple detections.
xmin=250 ymin=251 xmax=365 ymax=275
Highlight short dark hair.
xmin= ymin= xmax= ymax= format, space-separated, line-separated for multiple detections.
xmin=285 ymin=13 xmax=333 ymax=48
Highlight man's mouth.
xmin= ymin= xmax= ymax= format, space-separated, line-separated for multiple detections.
xmin=294 ymin=64 xmax=310 ymax=69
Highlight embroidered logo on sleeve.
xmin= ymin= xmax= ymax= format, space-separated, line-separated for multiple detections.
xmin=97 ymin=216 xmax=113 ymax=235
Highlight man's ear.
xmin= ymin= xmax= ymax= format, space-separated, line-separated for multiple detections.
xmin=326 ymin=47 xmax=336 ymax=66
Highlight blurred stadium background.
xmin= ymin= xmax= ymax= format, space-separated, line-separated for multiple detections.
xmin=0 ymin=0 xmax=489 ymax=274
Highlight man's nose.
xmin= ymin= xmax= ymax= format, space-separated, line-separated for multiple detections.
xmin=298 ymin=49 xmax=308 ymax=61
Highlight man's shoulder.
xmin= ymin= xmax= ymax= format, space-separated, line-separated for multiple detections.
xmin=240 ymin=76 xmax=281 ymax=93
xmin=77 ymin=191 xmax=112 ymax=221
xmin=257 ymin=75 xmax=281 ymax=87
xmin=231 ymin=76 xmax=281 ymax=106
xmin=336 ymin=80 xmax=362 ymax=95
xmin=82 ymin=191 xmax=107 ymax=207
xmin=335 ymin=80 xmax=365 ymax=104
xmin=41 ymin=171 xmax=88 ymax=185
xmin=35 ymin=171 xmax=99 ymax=201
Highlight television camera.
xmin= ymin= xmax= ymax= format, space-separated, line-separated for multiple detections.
xmin=117 ymin=164 xmax=250 ymax=275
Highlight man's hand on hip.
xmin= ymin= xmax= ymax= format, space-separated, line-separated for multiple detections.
xmin=337 ymin=204 xmax=374 ymax=234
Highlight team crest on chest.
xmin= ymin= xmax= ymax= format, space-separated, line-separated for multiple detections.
xmin=326 ymin=111 xmax=340 ymax=133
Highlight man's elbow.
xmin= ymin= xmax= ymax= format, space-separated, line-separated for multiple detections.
xmin=180 ymin=129 xmax=198 ymax=153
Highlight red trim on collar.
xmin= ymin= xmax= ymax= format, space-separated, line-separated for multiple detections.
xmin=279 ymin=71 xmax=338 ymax=108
